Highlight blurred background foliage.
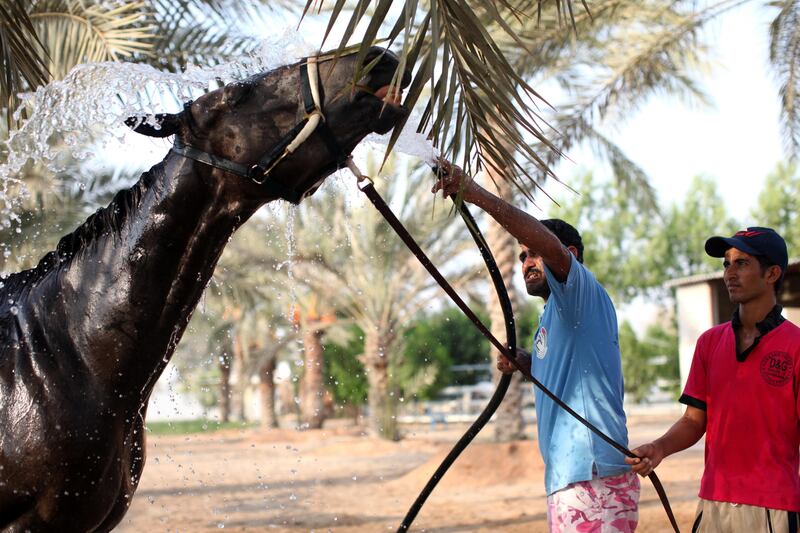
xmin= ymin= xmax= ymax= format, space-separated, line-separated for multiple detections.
xmin=0 ymin=0 xmax=799 ymax=440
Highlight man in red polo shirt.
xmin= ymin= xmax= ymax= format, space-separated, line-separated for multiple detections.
xmin=626 ymin=227 xmax=800 ymax=532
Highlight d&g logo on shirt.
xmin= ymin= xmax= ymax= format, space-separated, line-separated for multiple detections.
xmin=535 ymin=326 xmax=548 ymax=359
xmin=760 ymin=351 xmax=792 ymax=387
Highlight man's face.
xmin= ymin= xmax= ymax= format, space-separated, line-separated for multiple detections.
xmin=519 ymin=245 xmax=550 ymax=298
xmin=722 ymin=247 xmax=775 ymax=304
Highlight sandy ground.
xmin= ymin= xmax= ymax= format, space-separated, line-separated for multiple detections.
xmin=116 ymin=410 xmax=703 ymax=532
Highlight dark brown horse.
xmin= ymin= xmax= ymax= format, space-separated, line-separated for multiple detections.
xmin=0 ymin=47 xmax=410 ymax=532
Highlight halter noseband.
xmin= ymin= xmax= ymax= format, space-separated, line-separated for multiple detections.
xmin=170 ymin=56 xmax=348 ymax=204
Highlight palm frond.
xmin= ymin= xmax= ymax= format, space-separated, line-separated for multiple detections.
xmin=144 ymin=0 xmax=290 ymax=72
xmin=0 ymin=0 xmax=50 ymax=126
xmin=516 ymin=1 xmax=745 ymax=206
xmin=306 ymin=0 xmax=590 ymax=197
xmin=588 ymin=127 xmax=658 ymax=213
xmin=148 ymin=0 xmax=300 ymax=20
xmin=504 ymin=0 xmax=630 ymax=80
xmin=29 ymin=0 xmax=154 ymax=80
xmin=769 ymin=0 xmax=800 ymax=158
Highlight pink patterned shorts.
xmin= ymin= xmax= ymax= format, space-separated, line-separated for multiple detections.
xmin=547 ymin=471 xmax=640 ymax=532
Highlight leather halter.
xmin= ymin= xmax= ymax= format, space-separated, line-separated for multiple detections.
xmin=170 ymin=57 xmax=348 ymax=204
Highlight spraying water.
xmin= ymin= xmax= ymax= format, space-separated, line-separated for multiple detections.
xmin=0 ymin=30 xmax=317 ymax=229
xmin=364 ymin=119 xmax=440 ymax=167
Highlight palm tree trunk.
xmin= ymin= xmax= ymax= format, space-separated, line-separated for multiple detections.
xmin=300 ymin=322 xmax=326 ymax=429
xmin=360 ymin=326 xmax=399 ymax=440
xmin=230 ymin=335 xmax=247 ymax=422
xmin=484 ymin=163 xmax=526 ymax=442
xmin=259 ymin=357 xmax=278 ymax=429
xmin=218 ymin=349 xmax=232 ymax=423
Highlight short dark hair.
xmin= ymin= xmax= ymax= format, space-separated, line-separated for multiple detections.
xmin=541 ymin=218 xmax=584 ymax=263
xmin=755 ymin=254 xmax=784 ymax=295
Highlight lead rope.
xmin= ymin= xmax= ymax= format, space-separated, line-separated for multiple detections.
xmin=346 ymin=160 xmax=680 ymax=533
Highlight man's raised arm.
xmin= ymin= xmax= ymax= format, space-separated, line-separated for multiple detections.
xmin=432 ymin=160 xmax=572 ymax=281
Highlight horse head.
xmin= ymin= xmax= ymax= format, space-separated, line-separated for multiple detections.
xmin=127 ymin=46 xmax=412 ymax=203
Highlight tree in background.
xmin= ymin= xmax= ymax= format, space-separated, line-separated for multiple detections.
xmin=167 ymin=213 xmax=298 ymax=427
xmin=648 ymin=175 xmax=739 ymax=283
xmin=753 ymin=161 xmax=800 ymax=250
xmin=400 ymin=306 xmax=491 ymax=401
xmin=618 ymin=322 xmax=655 ymax=404
xmin=288 ymin=294 xmax=351 ymax=430
xmin=482 ymin=158 xmax=527 ymax=441
xmin=618 ymin=320 xmax=680 ymax=403
xmin=290 ymin=156 xmax=479 ymax=440
xmin=643 ymin=320 xmax=681 ymax=398
xmin=208 ymin=321 xmax=235 ymax=422
xmin=554 ymin=172 xmax=657 ymax=304
xmin=323 ymin=326 xmax=369 ymax=423
xmin=553 ymin=172 xmax=739 ymax=302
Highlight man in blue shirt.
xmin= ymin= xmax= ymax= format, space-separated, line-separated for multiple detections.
xmin=433 ymin=161 xmax=638 ymax=532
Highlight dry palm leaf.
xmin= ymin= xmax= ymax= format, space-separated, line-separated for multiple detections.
xmin=305 ymin=0 xmax=590 ymax=196
xmin=29 ymin=0 xmax=154 ymax=80
xmin=0 ymin=0 xmax=50 ymax=127
xmin=769 ymin=0 xmax=800 ymax=158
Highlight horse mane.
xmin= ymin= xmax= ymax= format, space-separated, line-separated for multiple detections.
xmin=0 ymin=163 xmax=162 ymax=303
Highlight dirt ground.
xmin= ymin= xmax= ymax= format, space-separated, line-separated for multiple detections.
xmin=116 ymin=410 xmax=703 ymax=532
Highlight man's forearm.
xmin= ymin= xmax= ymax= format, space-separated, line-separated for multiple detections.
xmin=467 ymin=185 xmax=568 ymax=275
xmin=654 ymin=413 xmax=706 ymax=458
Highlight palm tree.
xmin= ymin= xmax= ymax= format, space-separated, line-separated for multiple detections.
xmin=169 ymin=212 xmax=296 ymax=426
xmin=207 ymin=320 xmax=236 ymax=422
xmin=483 ymin=161 xmax=527 ymax=441
xmin=289 ymin=154 xmax=481 ymax=440
xmin=257 ymin=347 xmax=280 ymax=428
xmin=288 ymin=293 xmax=351 ymax=429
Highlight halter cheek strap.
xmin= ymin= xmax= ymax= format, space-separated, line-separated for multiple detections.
xmin=170 ymin=57 xmax=348 ymax=204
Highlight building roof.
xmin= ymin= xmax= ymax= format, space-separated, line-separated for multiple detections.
xmin=665 ymin=258 xmax=800 ymax=289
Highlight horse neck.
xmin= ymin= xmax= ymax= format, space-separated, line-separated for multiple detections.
xmin=21 ymin=151 xmax=262 ymax=400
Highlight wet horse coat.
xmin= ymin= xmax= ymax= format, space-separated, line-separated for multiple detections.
xmin=0 ymin=48 xmax=410 ymax=532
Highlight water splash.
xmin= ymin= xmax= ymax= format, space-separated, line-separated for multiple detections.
xmin=0 ymin=29 xmax=316 ymax=228
xmin=364 ymin=115 xmax=440 ymax=166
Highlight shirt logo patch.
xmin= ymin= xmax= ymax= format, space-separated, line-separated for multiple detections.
xmin=760 ymin=351 xmax=792 ymax=387
xmin=535 ymin=326 xmax=548 ymax=359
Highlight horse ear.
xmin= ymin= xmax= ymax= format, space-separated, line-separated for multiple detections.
xmin=124 ymin=112 xmax=183 ymax=138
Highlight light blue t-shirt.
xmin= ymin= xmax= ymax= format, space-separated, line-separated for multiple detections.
xmin=532 ymin=254 xmax=629 ymax=495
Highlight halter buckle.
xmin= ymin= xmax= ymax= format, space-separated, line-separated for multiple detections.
xmin=249 ymin=165 xmax=269 ymax=184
